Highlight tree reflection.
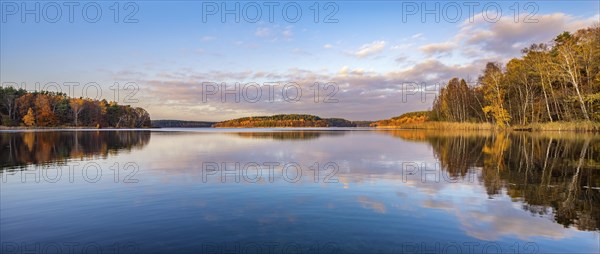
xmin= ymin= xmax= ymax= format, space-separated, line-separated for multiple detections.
xmin=387 ymin=130 xmax=600 ymax=231
xmin=0 ymin=131 xmax=150 ymax=169
xmin=232 ymin=131 xmax=345 ymax=141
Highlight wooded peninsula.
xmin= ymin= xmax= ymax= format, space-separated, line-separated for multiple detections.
xmin=212 ymin=114 xmax=364 ymax=128
xmin=0 ymin=89 xmax=151 ymax=128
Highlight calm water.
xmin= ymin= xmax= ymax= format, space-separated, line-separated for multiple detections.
xmin=1 ymin=129 xmax=599 ymax=253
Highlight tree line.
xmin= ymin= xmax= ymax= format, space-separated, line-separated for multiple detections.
xmin=370 ymin=111 xmax=429 ymax=127
xmin=213 ymin=114 xmax=358 ymax=127
xmin=0 ymin=88 xmax=151 ymax=128
xmin=214 ymin=114 xmax=329 ymax=127
xmin=151 ymin=120 xmax=215 ymax=128
xmin=432 ymin=26 xmax=600 ymax=127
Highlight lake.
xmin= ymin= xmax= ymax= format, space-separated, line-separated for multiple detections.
xmin=1 ymin=129 xmax=599 ymax=253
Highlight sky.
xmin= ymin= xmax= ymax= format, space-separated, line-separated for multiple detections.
xmin=1 ymin=1 xmax=599 ymax=121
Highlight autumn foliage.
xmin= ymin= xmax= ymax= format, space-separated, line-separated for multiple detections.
xmin=370 ymin=111 xmax=430 ymax=127
xmin=376 ymin=26 xmax=600 ymax=129
xmin=213 ymin=114 xmax=357 ymax=128
xmin=432 ymin=26 xmax=600 ymax=126
xmin=0 ymin=88 xmax=151 ymax=128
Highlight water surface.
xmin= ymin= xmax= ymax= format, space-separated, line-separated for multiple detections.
xmin=1 ymin=129 xmax=599 ymax=253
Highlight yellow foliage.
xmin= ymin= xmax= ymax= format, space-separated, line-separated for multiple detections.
xmin=22 ymin=108 xmax=35 ymax=126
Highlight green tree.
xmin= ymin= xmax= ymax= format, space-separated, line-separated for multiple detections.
xmin=0 ymin=87 xmax=26 ymax=125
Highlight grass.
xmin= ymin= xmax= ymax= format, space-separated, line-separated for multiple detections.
xmin=514 ymin=121 xmax=600 ymax=132
xmin=374 ymin=121 xmax=600 ymax=132
xmin=374 ymin=121 xmax=496 ymax=130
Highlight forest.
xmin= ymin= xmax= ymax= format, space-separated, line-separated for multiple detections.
xmin=152 ymin=120 xmax=215 ymax=128
xmin=374 ymin=26 xmax=600 ymax=129
xmin=213 ymin=114 xmax=358 ymax=127
xmin=0 ymin=88 xmax=151 ymax=128
xmin=431 ymin=26 xmax=600 ymax=126
xmin=370 ymin=111 xmax=430 ymax=127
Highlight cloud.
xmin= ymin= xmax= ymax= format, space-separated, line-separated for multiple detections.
xmin=255 ymin=27 xmax=272 ymax=38
xmin=394 ymin=56 xmax=408 ymax=63
xmin=419 ymin=42 xmax=456 ymax=56
xmin=292 ymin=48 xmax=312 ymax=56
xmin=337 ymin=66 xmax=365 ymax=76
xmin=282 ymin=26 xmax=294 ymax=39
xmin=118 ymin=56 xmax=485 ymax=121
xmin=452 ymin=13 xmax=598 ymax=60
xmin=112 ymin=13 xmax=598 ymax=121
xmin=391 ymin=43 xmax=413 ymax=50
xmin=386 ymin=58 xmax=480 ymax=82
xmin=255 ymin=26 xmax=294 ymax=41
xmin=411 ymin=33 xmax=424 ymax=39
xmin=323 ymin=44 xmax=333 ymax=49
xmin=354 ymin=41 xmax=386 ymax=58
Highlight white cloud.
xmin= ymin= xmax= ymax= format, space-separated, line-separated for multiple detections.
xmin=454 ymin=13 xmax=598 ymax=59
xmin=111 ymin=13 xmax=599 ymax=121
xmin=411 ymin=33 xmax=424 ymax=39
xmin=282 ymin=26 xmax=294 ymax=39
xmin=354 ymin=41 xmax=387 ymax=58
xmin=410 ymin=12 xmax=598 ymax=65
xmin=119 ymin=56 xmax=486 ymax=121
xmin=391 ymin=43 xmax=413 ymax=50
xmin=255 ymin=26 xmax=294 ymax=41
xmin=419 ymin=42 xmax=456 ymax=56
xmin=338 ymin=66 xmax=350 ymax=75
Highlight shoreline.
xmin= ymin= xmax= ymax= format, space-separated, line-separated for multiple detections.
xmin=2 ymin=121 xmax=600 ymax=132
xmin=0 ymin=126 xmax=157 ymax=131
xmin=373 ymin=121 xmax=600 ymax=132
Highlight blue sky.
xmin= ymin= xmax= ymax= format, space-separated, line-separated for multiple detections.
xmin=1 ymin=1 xmax=599 ymax=121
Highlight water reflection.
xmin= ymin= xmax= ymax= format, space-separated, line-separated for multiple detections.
xmin=232 ymin=130 xmax=345 ymax=141
xmin=382 ymin=130 xmax=600 ymax=231
xmin=1 ymin=129 xmax=598 ymax=253
xmin=0 ymin=131 xmax=150 ymax=169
